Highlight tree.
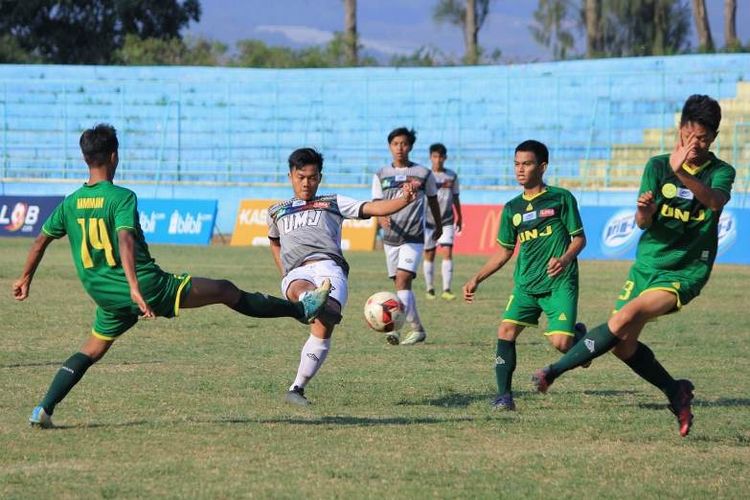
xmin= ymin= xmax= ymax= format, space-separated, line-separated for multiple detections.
xmin=530 ymin=0 xmax=575 ymax=60
xmin=343 ymin=0 xmax=358 ymax=65
xmin=690 ymin=0 xmax=714 ymax=52
xmin=584 ymin=0 xmax=602 ymax=58
xmin=115 ymin=35 xmax=226 ymax=66
xmin=433 ymin=0 xmax=491 ymax=65
xmin=596 ymin=0 xmax=691 ymax=57
xmin=724 ymin=0 xmax=739 ymax=51
xmin=0 ymin=0 xmax=201 ymax=64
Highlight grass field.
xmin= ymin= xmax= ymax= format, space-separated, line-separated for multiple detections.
xmin=1 ymin=237 xmax=749 ymax=498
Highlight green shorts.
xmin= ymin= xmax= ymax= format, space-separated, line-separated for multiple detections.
xmin=501 ymin=284 xmax=579 ymax=336
xmin=613 ymin=265 xmax=706 ymax=313
xmin=92 ymin=273 xmax=193 ymax=340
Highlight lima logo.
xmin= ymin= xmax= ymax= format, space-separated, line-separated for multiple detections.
xmin=717 ymin=210 xmax=737 ymax=256
xmin=600 ymin=209 xmax=642 ymax=257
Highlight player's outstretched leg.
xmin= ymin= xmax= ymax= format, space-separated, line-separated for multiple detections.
xmin=183 ymin=277 xmax=330 ymax=324
xmin=29 ymin=336 xmax=112 ymax=428
xmin=532 ymin=322 xmax=620 ymax=393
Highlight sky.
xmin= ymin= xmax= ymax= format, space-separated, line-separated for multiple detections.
xmin=187 ymin=0 xmax=750 ymax=63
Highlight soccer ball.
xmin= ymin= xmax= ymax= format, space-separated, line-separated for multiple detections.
xmin=364 ymin=291 xmax=405 ymax=333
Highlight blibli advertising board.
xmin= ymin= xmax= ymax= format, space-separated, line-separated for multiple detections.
xmin=138 ymin=199 xmax=217 ymax=245
xmin=0 ymin=196 xmax=64 ymax=237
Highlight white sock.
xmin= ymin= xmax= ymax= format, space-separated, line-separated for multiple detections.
xmin=423 ymin=260 xmax=434 ymax=291
xmin=442 ymin=259 xmax=453 ymax=292
xmin=290 ymin=335 xmax=330 ymax=390
xmin=397 ymin=289 xmax=423 ymax=332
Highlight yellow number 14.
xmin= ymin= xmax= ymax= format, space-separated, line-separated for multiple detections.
xmin=77 ymin=218 xmax=116 ymax=268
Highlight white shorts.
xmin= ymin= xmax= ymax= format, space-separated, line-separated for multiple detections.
xmin=281 ymin=259 xmax=349 ymax=308
xmin=424 ymin=224 xmax=455 ymax=251
xmin=383 ymin=242 xmax=424 ymax=278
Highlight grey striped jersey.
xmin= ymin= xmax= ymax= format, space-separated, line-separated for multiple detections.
xmin=425 ymin=168 xmax=460 ymax=228
xmin=267 ymin=194 xmax=367 ymax=276
xmin=371 ymin=163 xmax=437 ymax=245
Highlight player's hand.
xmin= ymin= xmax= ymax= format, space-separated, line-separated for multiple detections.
xmin=400 ymin=182 xmax=417 ymax=203
xmin=547 ymin=256 xmax=567 ymax=278
xmin=378 ymin=216 xmax=391 ymax=229
xmin=432 ymin=224 xmax=443 ymax=241
xmin=636 ymin=190 xmax=657 ymax=216
xmin=455 ymin=217 xmax=463 ymax=233
xmin=463 ymin=277 xmax=479 ymax=303
xmin=669 ymin=131 xmax=699 ymax=173
xmin=12 ymin=277 xmax=31 ymax=301
xmin=131 ymin=289 xmax=156 ymax=318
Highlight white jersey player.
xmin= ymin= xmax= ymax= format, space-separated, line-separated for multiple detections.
xmin=268 ymin=147 xmax=417 ymax=406
xmin=423 ymin=143 xmax=462 ymax=301
xmin=371 ymin=127 xmax=443 ymax=346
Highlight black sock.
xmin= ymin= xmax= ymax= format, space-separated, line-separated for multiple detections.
xmin=495 ymin=339 xmax=516 ymax=396
xmin=623 ymin=342 xmax=678 ymax=398
xmin=40 ymin=352 xmax=94 ymax=415
xmin=547 ymin=323 xmax=620 ymax=381
xmin=231 ymin=291 xmax=303 ymax=319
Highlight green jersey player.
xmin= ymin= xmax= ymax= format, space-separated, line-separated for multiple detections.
xmin=532 ymin=95 xmax=735 ymax=437
xmin=15 ymin=124 xmax=331 ymax=428
xmin=463 ymin=140 xmax=587 ymax=411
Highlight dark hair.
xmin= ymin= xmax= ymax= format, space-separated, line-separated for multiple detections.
xmin=387 ymin=127 xmax=417 ymax=146
xmin=515 ymin=140 xmax=549 ymax=165
xmin=680 ymin=94 xmax=721 ymax=134
xmin=429 ymin=143 xmax=447 ymax=156
xmin=79 ymin=124 xmax=118 ymax=165
xmin=288 ymin=147 xmax=324 ymax=172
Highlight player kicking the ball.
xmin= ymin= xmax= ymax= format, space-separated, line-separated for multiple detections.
xmin=463 ymin=140 xmax=587 ymax=411
xmin=16 ymin=124 xmax=331 ymax=428
xmin=268 ymin=147 xmax=417 ymax=406
xmin=531 ymin=95 xmax=735 ymax=437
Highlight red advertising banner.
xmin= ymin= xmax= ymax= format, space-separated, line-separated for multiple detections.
xmin=453 ymin=204 xmax=505 ymax=255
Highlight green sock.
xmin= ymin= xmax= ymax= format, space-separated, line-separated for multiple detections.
xmin=623 ymin=342 xmax=678 ymax=398
xmin=547 ymin=323 xmax=619 ymax=380
xmin=231 ymin=291 xmax=303 ymax=319
xmin=40 ymin=352 xmax=94 ymax=415
xmin=495 ymin=339 xmax=516 ymax=396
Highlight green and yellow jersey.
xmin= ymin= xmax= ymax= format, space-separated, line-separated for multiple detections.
xmin=42 ymin=181 xmax=168 ymax=309
xmin=498 ymin=186 xmax=584 ymax=295
xmin=635 ymin=153 xmax=735 ymax=281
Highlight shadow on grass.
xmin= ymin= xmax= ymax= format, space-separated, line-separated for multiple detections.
xmin=395 ymin=391 xmax=535 ymax=408
xmin=639 ymin=398 xmax=750 ymax=410
xmin=49 ymin=415 xmax=480 ymax=430
xmin=581 ymin=390 xmax=638 ymax=397
xmin=1 ymin=360 xmax=164 ymax=369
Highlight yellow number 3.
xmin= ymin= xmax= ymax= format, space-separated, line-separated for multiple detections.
xmin=77 ymin=218 xmax=116 ymax=269
xmin=618 ymin=280 xmax=635 ymax=301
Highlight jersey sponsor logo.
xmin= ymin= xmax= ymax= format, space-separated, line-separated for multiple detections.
xmin=0 ymin=202 xmax=38 ymax=232
xmin=660 ymin=204 xmax=705 ymax=223
xmin=292 ymin=199 xmax=306 ymax=207
xmin=76 ymin=197 xmax=105 ymax=209
xmin=717 ymin=210 xmax=737 ymax=256
xmin=522 ymin=211 xmax=537 ymax=222
xmin=395 ymin=174 xmax=407 ymax=181
xmin=600 ymin=209 xmax=642 ymax=257
xmin=661 ymin=183 xmax=678 ymax=199
xmin=280 ymin=210 xmax=322 ymax=233
xmin=539 ymin=208 xmax=555 ymax=217
xmin=677 ymin=188 xmax=694 ymax=200
xmin=518 ymin=225 xmax=552 ymax=243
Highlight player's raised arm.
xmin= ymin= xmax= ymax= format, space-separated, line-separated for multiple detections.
xmin=362 ymin=182 xmax=417 ymax=217
xmin=463 ymin=245 xmax=515 ymax=303
xmin=12 ymin=233 xmax=56 ymax=301
xmin=118 ymin=229 xmax=155 ymax=318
